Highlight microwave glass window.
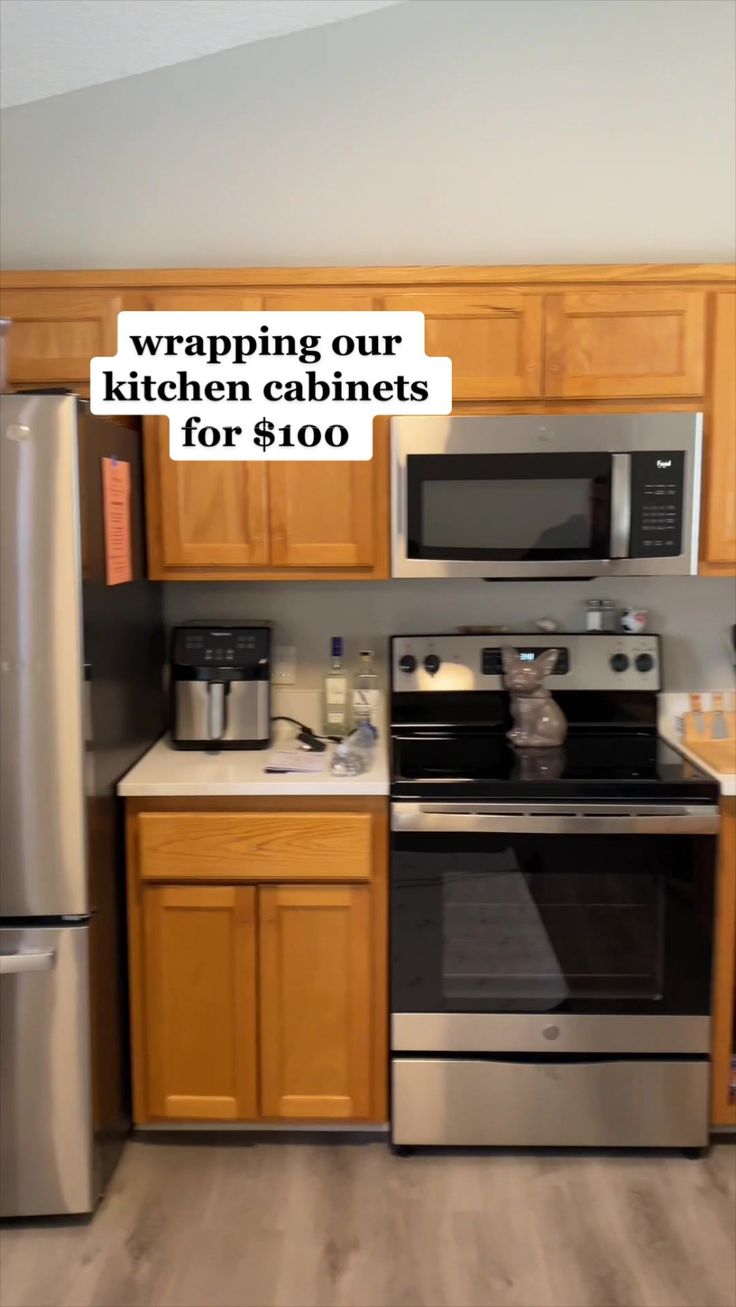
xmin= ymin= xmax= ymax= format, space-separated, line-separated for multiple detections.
xmin=405 ymin=453 xmax=612 ymax=561
xmin=421 ymin=478 xmax=596 ymax=552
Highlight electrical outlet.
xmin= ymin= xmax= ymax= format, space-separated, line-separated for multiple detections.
xmin=272 ymin=645 xmax=296 ymax=685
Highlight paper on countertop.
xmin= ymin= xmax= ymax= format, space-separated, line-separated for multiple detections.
xmin=265 ymin=750 xmax=327 ymax=773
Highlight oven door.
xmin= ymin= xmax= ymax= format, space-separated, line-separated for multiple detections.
xmin=391 ymin=803 xmax=718 ymax=1053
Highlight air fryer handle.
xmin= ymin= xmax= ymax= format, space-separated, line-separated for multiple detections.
xmin=207 ymin=682 xmax=226 ymax=741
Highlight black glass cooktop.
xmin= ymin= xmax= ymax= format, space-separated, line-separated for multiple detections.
xmin=391 ymin=730 xmax=718 ymax=802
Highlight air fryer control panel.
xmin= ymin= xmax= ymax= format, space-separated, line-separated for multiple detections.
xmin=172 ymin=625 xmax=270 ymax=668
xmin=630 ymin=451 xmax=684 ymax=557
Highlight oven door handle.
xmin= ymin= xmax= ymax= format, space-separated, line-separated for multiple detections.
xmin=391 ymin=803 xmax=720 ymax=835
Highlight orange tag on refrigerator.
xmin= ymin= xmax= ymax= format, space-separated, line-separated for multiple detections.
xmin=101 ymin=457 xmax=133 ymax=585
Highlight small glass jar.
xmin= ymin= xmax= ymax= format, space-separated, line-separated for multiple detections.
xmin=585 ymin=598 xmax=617 ymax=633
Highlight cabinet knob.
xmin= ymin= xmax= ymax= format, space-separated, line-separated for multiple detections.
xmin=542 ymin=1024 xmax=560 ymax=1040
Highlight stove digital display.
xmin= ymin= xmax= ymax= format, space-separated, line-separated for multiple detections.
xmin=481 ymin=647 xmax=570 ymax=675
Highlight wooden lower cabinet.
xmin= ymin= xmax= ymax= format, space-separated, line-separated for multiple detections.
xmin=127 ymin=798 xmax=387 ymax=1125
xmin=142 ymin=885 xmax=258 ymax=1121
xmin=259 ymin=886 xmax=372 ymax=1119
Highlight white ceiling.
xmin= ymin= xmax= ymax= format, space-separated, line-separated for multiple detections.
xmin=0 ymin=0 xmax=403 ymax=108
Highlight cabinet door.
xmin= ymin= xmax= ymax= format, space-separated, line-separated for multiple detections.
xmin=262 ymin=292 xmax=388 ymax=573
xmin=544 ymin=290 xmax=706 ymax=398
xmin=144 ymin=292 xmax=270 ymax=574
xmin=701 ymin=293 xmax=736 ymax=570
xmin=259 ymin=886 xmax=372 ymax=1119
xmin=381 ymin=291 xmax=543 ymax=400
xmin=142 ymin=886 xmax=257 ymax=1121
xmin=1 ymin=289 xmax=123 ymax=386
xmin=267 ymin=431 xmax=386 ymax=570
xmin=146 ymin=417 xmax=270 ymax=572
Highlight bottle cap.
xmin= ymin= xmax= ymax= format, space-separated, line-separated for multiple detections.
xmin=331 ymin=637 xmax=343 ymax=657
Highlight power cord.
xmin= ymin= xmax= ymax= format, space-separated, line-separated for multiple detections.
xmin=270 ymin=716 xmax=336 ymax=752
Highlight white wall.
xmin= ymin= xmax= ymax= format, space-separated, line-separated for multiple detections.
xmin=1 ymin=0 xmax=734 ymax=267
xmin=164 ymin=577 xmax=736 ymax=691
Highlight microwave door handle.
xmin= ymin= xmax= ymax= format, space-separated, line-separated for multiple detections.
xmin=207 ymin=682 xmax=226 ymax=742
xmin=610 ymin=453 xmax=632 ymax=558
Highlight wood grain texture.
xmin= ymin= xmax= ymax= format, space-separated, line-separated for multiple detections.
xmin=544 ymin=290 xmax=707 ymax=397
xmin=711 ymin=798 xmax=736 ymax=1127
xmin=145 ymin=417 xmax=271 ymax=571
xmin=0 ymin=288 xmax=127 ymax=383
xmin=381 ymin=291 xmax=543 ymax=399
xmin=701 ymin=292 xmax=736 ymax=571
xmin=142 ymin=885 xmax=258 ymax=1122
xmin=1 ymin=1139 xmax=734 ymax=1307
xmin=3 ymin=261 xmax=735 ymax=288
xmin=137 ymin=811 xmax=373 ymax=883
xmin=259 ymin=885 xmax=373 ymax=1119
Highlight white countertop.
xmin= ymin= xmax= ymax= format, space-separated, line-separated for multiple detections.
xmin=118 ymin=728 xmax=389 ymax=797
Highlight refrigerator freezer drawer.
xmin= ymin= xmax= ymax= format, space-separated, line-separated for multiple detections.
xmin=0 ymin=924 xmax=94 ymax=1216
xmin=392 ymin=1056 xmax=709 ymax=1148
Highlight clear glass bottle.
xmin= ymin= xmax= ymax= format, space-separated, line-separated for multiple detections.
xmin=352 ymin=649 xmax=380 ymax=728
xmin=323 ymin=637 xmax=349 ymax=737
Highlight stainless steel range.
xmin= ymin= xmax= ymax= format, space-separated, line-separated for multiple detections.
xmin=389 ymin=633 xmax=720 ymax=1150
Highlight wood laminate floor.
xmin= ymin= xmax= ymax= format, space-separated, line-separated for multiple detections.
xmin=1 ymin=1138 xmax=734 ymax=1307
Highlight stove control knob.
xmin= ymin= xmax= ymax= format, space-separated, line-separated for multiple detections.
xmin=423 ymin=653 xmax=441 ymax=676
xmin=398 ymin=654 xmax=417 ymax=674
xmin=635 ymin=653 xmax=654 ymax=673
xmin=609 ymin=653 xmax=630 ymax=673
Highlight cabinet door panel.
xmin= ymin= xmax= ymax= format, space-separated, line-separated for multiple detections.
xmin=263 ymin=294 xmax=386 ymax=571
xmin=146 ymin=418 xmax=269 ymax=570
xmin=545 ymin=291 xmax=706 ymax=398
xmin=382 ymin=292 xmax=543 ymax=400
xmin=144 ymin=292 xmax=269 ymax=573
xmin=1 ymin=290 xmax=123 ymax=384
xmin=143 ymin=886 xmax=257 ymax=1120
xmin=259 ymin=886 xmax=372 ymax=1119
xmin=268 ymin=460 xmax=373 ymax=568
xmin=701 ymin=293 xmax=736 ymax=570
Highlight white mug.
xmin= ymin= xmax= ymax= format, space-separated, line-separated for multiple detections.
xmin=620 ymin=608 xmax=648 ymax=634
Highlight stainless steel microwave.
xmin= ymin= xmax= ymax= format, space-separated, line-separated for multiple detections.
xmin=391 ymin=413 xmax=702 ymax=578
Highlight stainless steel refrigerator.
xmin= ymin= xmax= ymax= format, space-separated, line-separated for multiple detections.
xmin=0 ymin=393 xmax=165 ymax=1216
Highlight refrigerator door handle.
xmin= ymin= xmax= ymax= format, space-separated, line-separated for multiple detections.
xmin=0 ymin=950 xmax=55 ymax=974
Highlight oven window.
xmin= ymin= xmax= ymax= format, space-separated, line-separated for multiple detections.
xmin=406 ymin=452 xmax=612 ymax=560
xmin=391 ymin=834 xmax=714 ymax=1017
xmin=442 ymin=865 xmax=663 ymax=1009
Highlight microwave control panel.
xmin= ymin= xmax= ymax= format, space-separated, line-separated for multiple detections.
xmin=629 ymin=451 xmax=684 ymax=557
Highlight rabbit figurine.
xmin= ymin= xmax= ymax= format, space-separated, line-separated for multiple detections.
xmin=502 ymin=647 xmax=568 ymax=748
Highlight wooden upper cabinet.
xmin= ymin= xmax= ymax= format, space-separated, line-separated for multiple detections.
xmin=1 ymin=289 xmax=123 ymax=385
xmin=259 ymin=885 xmax=372 ymax=1120
xmin=544 ymin=290 xmax=707 ymax=398
xmin=267 ymin=419 xmax=388 ymax=571
xmin=701 ymin=293 xmax=736 ymax=571
xmin=381 ymin=291 xmax=543 ymax=400
xmin=146 ymin=418 xmax=269 ymax=571
xmin=142 ymin=885 xmax=258 ymax=1121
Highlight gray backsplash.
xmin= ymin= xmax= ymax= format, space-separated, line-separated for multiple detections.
xmin=164 ymin=577 xmax=736 ymax=691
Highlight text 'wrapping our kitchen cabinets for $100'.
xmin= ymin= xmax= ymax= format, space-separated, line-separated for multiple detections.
xmin=90 ymin=312 xmax=452 ymax=459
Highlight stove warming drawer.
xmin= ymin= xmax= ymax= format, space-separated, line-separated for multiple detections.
xmin=392 ymin=1057 xmax=709 ymax=1148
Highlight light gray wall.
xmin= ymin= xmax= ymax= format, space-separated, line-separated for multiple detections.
xmin=164 ymin=577 xmax=736 ymax=691
xmin=1 ymin=0 xmax=734 ymax=267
